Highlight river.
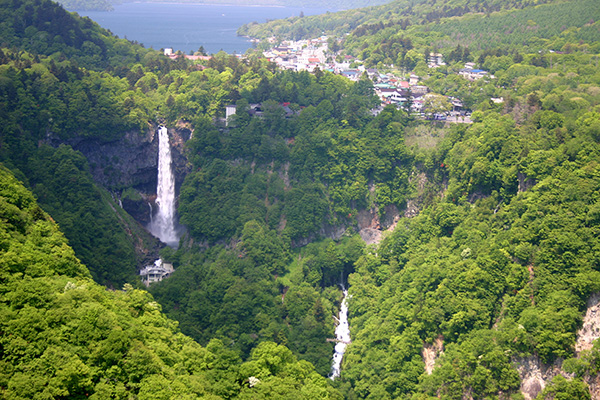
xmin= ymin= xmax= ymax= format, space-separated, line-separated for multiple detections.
xmin=78 ymin=3 xmax=336 ymax=54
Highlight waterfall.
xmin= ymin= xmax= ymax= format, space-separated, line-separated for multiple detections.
xmin=148 ymin=126 xmax=179 ymax=247
xmin=330 ymin=288 xmax=351 ymax=379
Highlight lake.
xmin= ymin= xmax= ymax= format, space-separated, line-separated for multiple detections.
xmin=78 ymin=3 xmax=335 ymax=54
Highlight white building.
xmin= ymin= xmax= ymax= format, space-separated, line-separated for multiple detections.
xmin=140 ymin=259 xmax=174 ymax=286
xmin=225 ymin=105 xmax=237 ymax=126
xmin=458 ymin=68 xmax=490 ymax=80
xmin=428 ymin=53 xmax=446 ymax=68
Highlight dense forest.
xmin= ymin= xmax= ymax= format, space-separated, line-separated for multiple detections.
xmin=2 ymin=0 xmax=600 ymax=398
xmin=0 ymin=166 xmax=341 ymax=399
xmin=237 ymin=0 xmax=560 ymax=41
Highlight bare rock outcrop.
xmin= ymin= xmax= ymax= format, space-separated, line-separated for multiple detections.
xmin=575 ymin=292 xmax=600 ymax=354
xmin=518 ymin=172 xmax=536 ymax=193
xmin=576 ymin=293 xmax=600 ymax=399
xmin=291 ymin=223 xmax=347 ymax=248
xmin=359 ymin=228 xmax=382 ymax=245
xmin=404 ymin=171 xmax=428 ymax=218
xmin=515 ymin=356 xmax=548 ymax=400
xmin=356 ymin=205 xmax=401 ymax=246
xmin=355 ymin=182 xmax=401 ymax=246
xmin=422 ymin=336 xmax=444 ymax=375
xmin=357 ymin=207 xmax=380 ymax=231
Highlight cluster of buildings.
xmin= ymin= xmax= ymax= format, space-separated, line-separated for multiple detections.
xmin=262 ymin=38 xmax=489 ymax=119
xmin=163 ymin=47 xmax=212 ymax=62
xmin=263 ymin=37 xmax=363 ymax=74
xmin=263 ymin=37 xmax=329 ymax=72
xmin=370 ymin=72 xmax=463 ymax=116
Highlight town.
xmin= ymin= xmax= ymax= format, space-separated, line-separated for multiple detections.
xmin=260 ymin=35 xmax=497 ymax=122
xmin=164 ymin=35 xmax=498 ymax=124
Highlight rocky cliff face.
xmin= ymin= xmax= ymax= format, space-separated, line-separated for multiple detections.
xmin=422 ymin=336 xmax=444 ymax=375
xmin=357 ymin=205 xmax=400 ymax=245
xmin=289 ymin=203 xmax=401 ymax=248
xmin=576 ymin=293 xmax=600 ymax=399
xmin=514 ymin=355 xmax=565 ymax=400
xmin=69 ymin=128 xmax=157 ymax=193
xmin=65 ymin=124 xmax=192 ymax=225
xmin=513 ymin=292 xmax=600 ymax=399
xmin=576 ymin=293 xmax=600 ymax=354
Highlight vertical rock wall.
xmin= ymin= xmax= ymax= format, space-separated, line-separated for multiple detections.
xmin=64 ymin=124 xmax=191 ymax=225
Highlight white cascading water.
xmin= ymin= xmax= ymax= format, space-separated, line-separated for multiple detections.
xmin=330 ymin=289 xmax=351 ymax=379
xmin=148 ymin=126 xmax=179 ymax=247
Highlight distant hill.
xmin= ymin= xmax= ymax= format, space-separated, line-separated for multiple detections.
xmin=340 ymin=0 xmax=600 ymax=67
xmin=56 ymin=0 xmax=396 ymax=12
xmin=0 ymin=0 xmax=152 ymax=70
xmin=237 ymin=0 xmax=560 ymax=40
xmin=55 ymin=0 xmax=115 ymax=11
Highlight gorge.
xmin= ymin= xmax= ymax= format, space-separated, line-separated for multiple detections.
xmin=2 ymin=0 xmax=600 ymax=397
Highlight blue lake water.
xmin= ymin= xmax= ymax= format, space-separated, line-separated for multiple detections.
xmin=78 ymin=3 xmax=335 ymax=54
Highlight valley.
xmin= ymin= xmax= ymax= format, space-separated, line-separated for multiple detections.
xmin=1 ymin=0 xmax=600 ymax=398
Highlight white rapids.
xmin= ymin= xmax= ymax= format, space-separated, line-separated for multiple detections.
xmin=330 ymin=289 xmax=351 ymax=379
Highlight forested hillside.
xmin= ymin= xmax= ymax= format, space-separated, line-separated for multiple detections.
xmin=0 ymin=166 xmax=342 ymax=399
xmin=0 ymin=0 xmax=181 ymax=70
xmin=343 ymin=108 xmax=600 ymax=397
xmin=0 ymin=47 xmax=162 ymax=287
xmin=342 ymin=0 xmax=600 ymax=69
xmin=2 ymin=0 xmax=600 ymax=397
xmin=238 ymin=0 xmax=559 ymax=41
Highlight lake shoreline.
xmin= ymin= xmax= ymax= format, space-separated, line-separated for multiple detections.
xmin=78 ymin=3 xmax=333 ymax=54
xmin=132 ymin=1 xmax=287 ymax=8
